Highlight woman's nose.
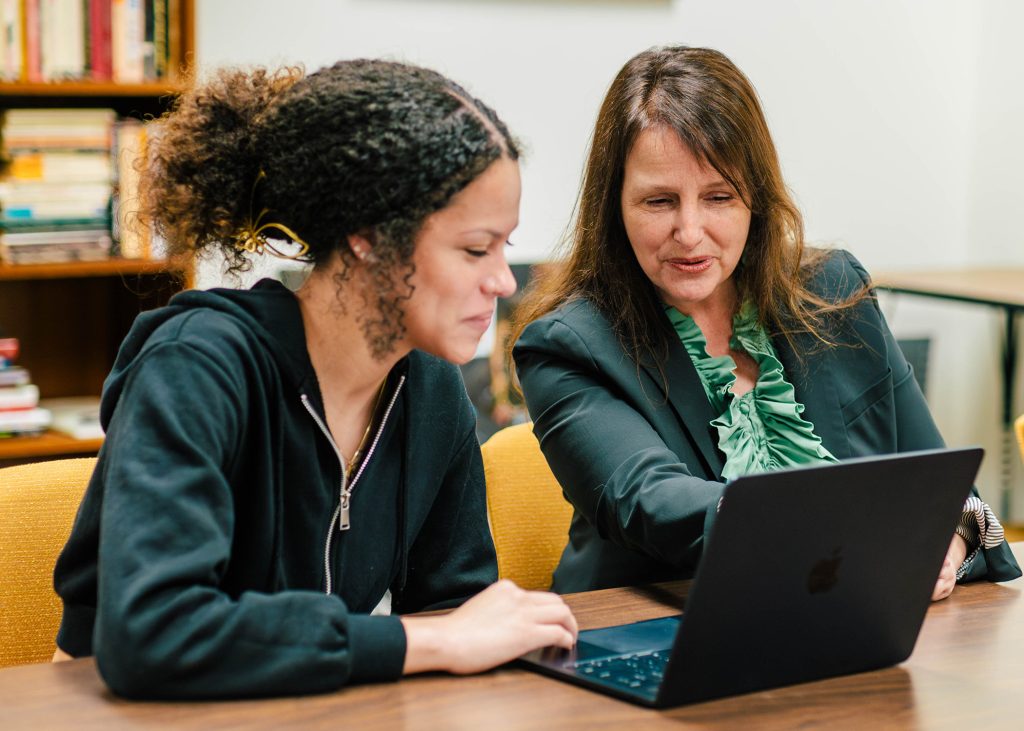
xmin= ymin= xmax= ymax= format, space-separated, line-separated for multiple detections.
xmin=485 ymin=256 xmax=517 ymax=298
xmin=673 ymin=201 xmax=704 ymax=247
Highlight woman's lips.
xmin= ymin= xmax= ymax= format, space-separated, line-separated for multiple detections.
xmin=667 ymin=256 xmax=713 ymax=273
xmin=465 ymin=312 xmax=494 ymax=332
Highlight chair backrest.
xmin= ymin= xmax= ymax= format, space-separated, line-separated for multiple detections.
xmin=1016 ymin=414 xmax=1024 ymax=466
xmin=481 ymin=423 xmax=573 ymax=591
xmin=0 ymin=457 xmax=96 ymax=668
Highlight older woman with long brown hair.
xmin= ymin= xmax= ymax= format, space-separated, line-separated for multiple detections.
xmin=511 ymin=46 xmax=1020 ymax=596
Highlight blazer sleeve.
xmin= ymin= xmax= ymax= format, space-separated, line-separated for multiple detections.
xmin=514 ymin=313 xmax=725 ymax=568
xmin=846 ymin=252 xmax=1022 ymax=583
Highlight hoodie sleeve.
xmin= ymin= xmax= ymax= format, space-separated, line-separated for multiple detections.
xmin=81 ymin=338 xmax=406 ymax=699
xmin=392 ymin=386 xmax=498 ymax=613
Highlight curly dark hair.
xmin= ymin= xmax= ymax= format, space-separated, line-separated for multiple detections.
xmin=142 ymin=59 xmax=518 ymax=356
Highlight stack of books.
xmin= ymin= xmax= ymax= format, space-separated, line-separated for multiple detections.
xmin=38 ymin=396 xmax=104 ymax=440
xmin=0 ymin=337 xmax=51 ymax=437
xmin=0 ymin=107 xmax=117 ymax=264
xmin=112 ymin=118 xmax=152 ymax=258
xmin=0 ymin=0 xmax=183 ymax=83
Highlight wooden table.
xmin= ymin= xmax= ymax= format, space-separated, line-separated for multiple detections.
xmin=875 ymin=268 xmax=1024 ymax=517
xmin=2 ymin=545 xmax=1023 ymax=730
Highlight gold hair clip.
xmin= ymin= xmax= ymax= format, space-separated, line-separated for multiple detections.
xmin=233 ymin=171 xmax=312 ymax=260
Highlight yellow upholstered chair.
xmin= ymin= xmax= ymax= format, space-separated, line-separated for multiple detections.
xmin=481 ymin=423 xmax=573 ymax=591
xmin=0 ymin=457 xmax=96 ymax=668
xmin=1016 ymin=414 xmax=1024 ymax=466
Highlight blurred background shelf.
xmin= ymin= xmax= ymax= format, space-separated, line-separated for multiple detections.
xmin=0 ymin=258 xmax=188 ymax=281
xmin=0 ymin=431 xmax=103 ymax=464
xmin=0 ymin=81 xmax=187 ymax=97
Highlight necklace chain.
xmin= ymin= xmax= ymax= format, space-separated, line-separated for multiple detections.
xmin=346 ymin=378 xmax=387 ymax=474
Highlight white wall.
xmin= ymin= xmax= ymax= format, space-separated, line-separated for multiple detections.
xmin=194 ymin=0 xmax=1024 ymax=515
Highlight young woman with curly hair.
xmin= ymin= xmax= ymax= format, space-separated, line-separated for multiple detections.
xmin=52 ymin=59 xmax=576 ymax=700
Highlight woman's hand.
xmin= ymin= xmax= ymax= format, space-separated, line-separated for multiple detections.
xmin=931 ymin=533 xmax=968 ymax=601
xmin=401 ymin=579 xmax=578 ymax=676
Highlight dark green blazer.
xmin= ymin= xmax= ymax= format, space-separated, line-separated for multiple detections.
xmin=514 ymin=250 xmax=1021 ymax=593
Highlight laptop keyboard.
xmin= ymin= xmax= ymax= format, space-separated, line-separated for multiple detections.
xmin=572 ymin=649 xmax=668 ymax=696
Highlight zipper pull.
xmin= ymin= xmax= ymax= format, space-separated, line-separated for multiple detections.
xmin=339 ymin=492 xmax=351 ymax=531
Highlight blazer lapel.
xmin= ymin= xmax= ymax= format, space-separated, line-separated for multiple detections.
xmin=772 ymin=332 xmax=852 ymax=460
xmin=642 ymin=332 xmax=726 ymax=480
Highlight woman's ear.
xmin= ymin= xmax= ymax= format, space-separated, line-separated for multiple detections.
xmin=347 ymin=232 xmax=375 ymax=262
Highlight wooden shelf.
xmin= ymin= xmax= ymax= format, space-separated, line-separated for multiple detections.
xmin=0 ymin=258 xmax=187 ymax=281
xmin=0 ymin=81 xmax=186 ymax=98
xmin=0 ymin=430 xmax=103 ymax=461
xmin=0 ymin=0 xmax=195 ymax=466
xmin=0 ymin=0 xmax=194 ymax=107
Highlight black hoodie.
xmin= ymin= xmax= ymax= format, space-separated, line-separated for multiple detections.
xmin=53 ymin=279 xmax=497 ymax=699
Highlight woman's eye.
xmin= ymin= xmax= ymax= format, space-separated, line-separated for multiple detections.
xmin=645 ymin=198 xmax=671 ymax=207
xmin=466 ymin=239 xmax=512 ymax=258
xmin=708 ymin=194 xmax=734 ymax=203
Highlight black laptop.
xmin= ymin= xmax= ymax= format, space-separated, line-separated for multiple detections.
xmin=519 ymin=447 xmax=982 ymax=707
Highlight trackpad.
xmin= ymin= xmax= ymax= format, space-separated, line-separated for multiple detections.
xmin=577 ymin=615 xmax=681 ymax=658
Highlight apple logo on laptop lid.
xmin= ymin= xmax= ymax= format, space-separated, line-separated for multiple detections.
xmin=807 ymin=547 xmax=843 ymax=594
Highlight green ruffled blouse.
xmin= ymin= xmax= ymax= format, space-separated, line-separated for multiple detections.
xmin=666 ymin=302 xmax=838 ymax=481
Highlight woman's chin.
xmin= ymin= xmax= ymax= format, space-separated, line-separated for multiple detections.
xmin=423 ymin=340 xmax=479 ymax=366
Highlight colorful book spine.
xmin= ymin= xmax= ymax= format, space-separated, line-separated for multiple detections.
xmin=23 ymin=0 xmax=41 ymax=82
xmin=112 ymin=119 xmax=149 ymax=257
xmin=89 ymin=0 xmax=112 ymax=80
xmin=112 ymin=0 xmax=143 ymax=83
xmin=0 ymin=0 xmax=23 ymax=80
xmin=153 ymin=0 xmax=165 ymax=78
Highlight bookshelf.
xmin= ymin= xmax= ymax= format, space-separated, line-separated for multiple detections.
xmin=0 ymin=1 xmax=195 ymax=465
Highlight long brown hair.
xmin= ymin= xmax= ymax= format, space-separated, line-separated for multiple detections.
xmin=511 ymin=46 xmax=863 ymax=374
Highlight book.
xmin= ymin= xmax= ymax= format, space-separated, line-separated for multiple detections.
xmin=0 ymin=237 xmax=111 ymax=263
xmin=48 ymin=0 xmax=85 ymax=80
xmin=0 ymin=216 xmax=110 ymax=231
xmin=0 ymin=0 xmax=22 ymax=80
xmin=23 ymin=0 xmax=42 ymax=83
xmin=89 ymin=0 xmax=113 ymax=80
xmin=1 ymin=227 xmax=113 ymax=245
xmin=0 ymin=365 xmax=30 ymax=387
xmin=2 ymin=107 xmax=116 ymax=150
xmin=166 ymin=0 xmax=179 ymax=79
xmin=1 ymin=198 xmax=111 ymax=221
xmin=142 ymin=0 xmax=155 ymax=79
xmin=0 ymin=406 xmax=51 ymax=436
xmin=111 ymin=0 xmax=143 ymax=83
xmin=8 ymin=150 xmax=114 ymax=184
xmin=153 ymin=0 xmax=166 ymax=78
xmin=39 ymin=396 xmax=103 ymax=440
xmin=0 ymin=337 xmax=18 ymax=363
xmin=112 ymin=119 xmax=148 ymax=257
xmin=0 ymin=383 xmax=40 ymax=411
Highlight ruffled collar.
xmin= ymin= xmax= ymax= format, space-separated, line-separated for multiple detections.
xmin=666 ymin=302 xmax=837 ymax=480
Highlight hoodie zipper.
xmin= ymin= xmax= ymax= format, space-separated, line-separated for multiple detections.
xmin=301 ymin=375 xmax=406 ymax=596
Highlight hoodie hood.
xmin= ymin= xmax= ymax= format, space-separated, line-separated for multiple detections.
xmin=101 ymin=279 xmax=314 ymax=428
